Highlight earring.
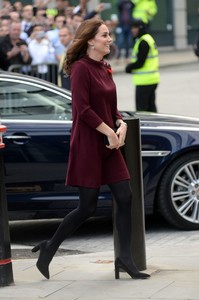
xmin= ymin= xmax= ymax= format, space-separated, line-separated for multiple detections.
xmin=92 ymin=45 xmax=95 ymax=50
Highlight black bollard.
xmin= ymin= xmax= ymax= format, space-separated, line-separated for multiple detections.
xmin=0 ymin=125 xmax=14 ymax=287
xmin=113 ymin=118 xmax=146 ymax=271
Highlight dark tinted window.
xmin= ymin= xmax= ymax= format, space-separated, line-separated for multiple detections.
xmin=0 ymin=80 xmax=72 ymax=120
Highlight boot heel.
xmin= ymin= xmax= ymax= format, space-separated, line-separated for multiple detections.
xmin=32 ymin=244 xmax=40 ymax=253
xmin=115 ymin=264 xmax=120 ymax=279
xmin=115 ymin=257 xmax=150 ymax=280
xmin=31 ymin=240 xmax=51 ymax=279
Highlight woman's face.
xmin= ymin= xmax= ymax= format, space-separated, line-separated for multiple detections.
xmin=91 ymin=24 xmax=112 ymax=57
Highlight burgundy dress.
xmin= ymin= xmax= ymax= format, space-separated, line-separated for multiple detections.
xmin=66 ymin=55 xmax=130 ymax=188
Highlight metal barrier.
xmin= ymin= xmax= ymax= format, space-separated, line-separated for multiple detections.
xmin=8 ymin=63 xmax=59 ymax=85
xmin=0 ymin=124 xmax=14 ymax=287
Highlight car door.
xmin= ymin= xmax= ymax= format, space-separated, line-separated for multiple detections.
xmin=0 ymin=76 xmax=77 ymax=217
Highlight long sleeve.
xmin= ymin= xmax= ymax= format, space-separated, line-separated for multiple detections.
xmin=71 ymin=62 xmax=104 ymax=129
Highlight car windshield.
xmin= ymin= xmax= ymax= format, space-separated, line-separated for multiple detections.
xmin=0 ymin=80 xmax=72 ymax=120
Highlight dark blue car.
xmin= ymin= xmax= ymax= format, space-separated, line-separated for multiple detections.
xmin=1 ymin=71 xmax=199 ymax=230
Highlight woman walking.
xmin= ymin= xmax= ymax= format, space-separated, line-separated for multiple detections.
xmin=32 ymin=18 xmax=150 ymax=281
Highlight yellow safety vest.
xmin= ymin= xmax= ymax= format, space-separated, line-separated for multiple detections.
xmin=46 ymin=8 xmax=58 ymax=16
xmin=131 ymin=34 xmax=160 ymax=86
xmin=131 ymin=0 xmax=157 ymax=23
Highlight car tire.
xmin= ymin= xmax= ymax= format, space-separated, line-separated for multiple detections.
xmin=158 ymin=152 xmax=199 ymax=230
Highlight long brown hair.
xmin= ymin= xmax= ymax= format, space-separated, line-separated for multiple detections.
xmin=64 ymin=18 xmax=105 ymax=75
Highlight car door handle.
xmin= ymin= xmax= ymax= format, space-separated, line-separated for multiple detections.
xmin=4 ymin=134 xmax=31 ymax=145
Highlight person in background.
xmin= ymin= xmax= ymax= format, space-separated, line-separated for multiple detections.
xmin=0 ymin=15 xmax=11 ymax=41
xmin=131 ymin=0 xmax=157 ymax=29
xmin=70 ymin=12 xmax=83 ymax=32
xmin=28 ymin=23 xmax=56 ymax=79
xmin=32 ymin=18 xmax=150 ymax=281
xmin=0 ymin=2 xmax=12 ymax=19
xmin=64 ymin=5 xmax=74 ymax=25
xmin=45 ymin=0 xmax=57 ymax=17
xmin=0 ymin=24 xmax=9 ymax=39
xmin=125 ymin=19 xmax=160 ymax=112
xmin=55 ymin=0 xmax=70 ymax=15
xmin=72 ymin=0 xmax=90 ymax=17
xmin=33 ymin=7 xmax=47 ymax=25
xmin=73 ymin=2 xmax=110 ymax=21
xmin=9 ymin=11 xmax=21 ymax=22
xmin=21 ymin=5 xmax=34 ymax=37
xmin=57 ymin=25 xmax=73 ymax=89
xmin=33 ymin=0 xmax=50 ymax=9
xmin=71 ymin=2 xmax=109 ymax=30
xmin=13 ymin=1 xmax=23 ymax=16
xmin=115 ymin=0 xmax=134 ymax=63
xmin=6 ymin=10 xmax=30 ymax=42
xmin=2 ymin=1 xmax=13 ymax=12
xmin=0 ymin=21 xmax=32 ymax=71
xmin=46 ymin=14 xmax=55 ymax=30
xmin=0 ymin=15 xmax=11 ymax=29
xmin=84 ymin=3 xmax=108 ymax=20
xmin=46 ymin=14 xmax=66 ymax=56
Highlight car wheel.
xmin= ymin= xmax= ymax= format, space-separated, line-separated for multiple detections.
xmin=158 ymin=152 xmax=199 ymax=230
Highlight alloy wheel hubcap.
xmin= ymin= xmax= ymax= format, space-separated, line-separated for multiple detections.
xmin=171 ymin=160 xmax=199 ymax=224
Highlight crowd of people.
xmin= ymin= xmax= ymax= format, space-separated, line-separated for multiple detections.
xmin=0 ymin=0 xmax=159 ymax=111
xmin=0 ymin=0 xmax=118 ymax=84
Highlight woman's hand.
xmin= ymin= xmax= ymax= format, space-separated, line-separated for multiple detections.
xmin=106 ymin=130 xmax=119 ymax=149
xmin=96 ymin=121 xmax=126 ymax=150
xmin=115 ymin=122 xmax=127 ymax=149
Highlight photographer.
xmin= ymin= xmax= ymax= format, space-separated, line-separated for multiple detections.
xmin=0 ymin=21 xmax=32 ymax=71
xmin=28 ymin=24 xmax=56 ymax=80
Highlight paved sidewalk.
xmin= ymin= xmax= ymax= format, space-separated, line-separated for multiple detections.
xmin=3 ymin=220 xmax=199 ymax=300
xmin=111 ymin=47 xmax=197 ymax=73
xmin=1 ymin=241 xmax=199 ymax=300
xmin=158 ymin=48 xmax=197 ymax=68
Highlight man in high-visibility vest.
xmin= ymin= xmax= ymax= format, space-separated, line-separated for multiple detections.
xmin=131 ymin=0 xmax=157 ymax=28
xmin=125 ymin=18 xmax=160 ymax=112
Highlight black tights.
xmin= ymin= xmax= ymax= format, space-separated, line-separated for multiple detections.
xmin=110 ymin=180 xmax=133 ymax=260
xmin=48 ymin=180 xmax=133 ymax=263
xmin=48 ymin=187 xmax=99 ymax=250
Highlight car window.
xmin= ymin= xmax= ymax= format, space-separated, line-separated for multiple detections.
xmin=0 ymin=80 xmax=72 ymax=120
